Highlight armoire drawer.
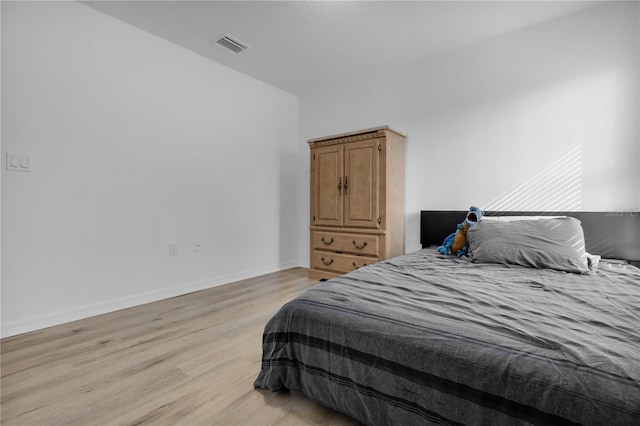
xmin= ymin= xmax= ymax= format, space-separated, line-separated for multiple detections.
xmin=312 ymin=232 xmax=379 ymax=256
xmin=312 ymin=250 xmax=377 ymax=274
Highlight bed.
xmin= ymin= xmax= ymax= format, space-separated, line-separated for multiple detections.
xmin=254 ymin=211 xmax=640 ymax=425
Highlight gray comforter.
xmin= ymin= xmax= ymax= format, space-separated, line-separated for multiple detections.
xmin=254 ymin=249 xmax=640 ymax=425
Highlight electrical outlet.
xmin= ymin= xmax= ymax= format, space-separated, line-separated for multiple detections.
xmin=194 ymin=241 xmax=203 ymax=252
xmin=169 ymin=243 xmax=178 ymax=256
xmin=6 ymin=153 xmax=32 ymax=172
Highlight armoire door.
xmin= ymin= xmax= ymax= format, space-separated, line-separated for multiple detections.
xmin=311 ymin=144 xmax=344 ymax=227
xmin=344 ymin=139 xmax=380 ymax=228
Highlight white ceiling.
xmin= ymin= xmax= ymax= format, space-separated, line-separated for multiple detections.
xmin=82 ymin=1 xmax=601 ymax=96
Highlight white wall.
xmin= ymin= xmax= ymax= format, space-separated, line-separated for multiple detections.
xmin=300 ymin=1 xmax=639 ymax=254
xmin=1 ymin=1 xmax=302 ymax=337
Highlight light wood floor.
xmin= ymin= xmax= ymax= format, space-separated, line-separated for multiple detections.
xmin=1 ymin=268 xmax=362 ymax=426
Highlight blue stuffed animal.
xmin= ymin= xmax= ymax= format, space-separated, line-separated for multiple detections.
xmin=437 ymin=206 xmax=484 ymax=257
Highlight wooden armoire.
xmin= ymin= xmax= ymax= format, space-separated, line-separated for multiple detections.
xmin=308 ymin=126 xmax=405 ymax=280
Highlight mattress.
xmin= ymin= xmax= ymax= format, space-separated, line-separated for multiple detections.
xmin=254 ymin=249 xmax=640 ymax=425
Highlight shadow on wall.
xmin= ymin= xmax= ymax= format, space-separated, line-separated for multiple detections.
xmin=481 ymin=142 xmax=583 ymax=211
xmin=279 ymin=149 xmax=305 ymax=268
xmin=401 ymin=2 xmax=637 ymax=122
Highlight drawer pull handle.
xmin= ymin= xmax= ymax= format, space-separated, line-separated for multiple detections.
xmin=321 ymin=237 xmax=334 ymax=245
xmin=352 ymin=240 xmax=368 ymax=249
xmin=321 ymin=257 xmax=334 ymax=266
xmin=338 ymin=177 xmax=342 ymax=195
xmin=352 ymin=262 xmax=367 ymax=269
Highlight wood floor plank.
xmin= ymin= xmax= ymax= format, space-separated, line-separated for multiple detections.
xmin=1 ymin=267 xmax=362 ymax=425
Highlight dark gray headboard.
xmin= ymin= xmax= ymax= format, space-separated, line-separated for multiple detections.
xmin=420 ymin=210 xmax=640 ymax=263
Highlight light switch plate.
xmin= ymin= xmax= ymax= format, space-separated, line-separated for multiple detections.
xmin=6 ymin=153 xmax=32 ymax=172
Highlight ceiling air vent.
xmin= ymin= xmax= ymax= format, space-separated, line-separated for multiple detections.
xmin=215 ymin=33 xmax=250 ymax=54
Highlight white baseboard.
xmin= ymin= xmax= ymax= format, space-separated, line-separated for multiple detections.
xmin=1 ymin=260 xmax=306 ymax=339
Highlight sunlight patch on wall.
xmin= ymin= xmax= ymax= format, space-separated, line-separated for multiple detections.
xmin=482 ymin=143 xmax=582 ymax=212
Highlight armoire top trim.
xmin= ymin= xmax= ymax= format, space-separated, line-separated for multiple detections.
xmin=307 ymin=126 xmax=406 ymax=147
